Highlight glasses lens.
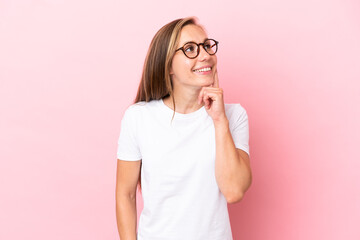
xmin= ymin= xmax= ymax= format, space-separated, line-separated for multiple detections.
xmin=204 ymin=39 xmax=217 ymax=55
xmin=183 ymin=42 xmax=198 ymax=58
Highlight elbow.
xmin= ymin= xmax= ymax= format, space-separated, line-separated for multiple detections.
xmin=226 ymin=183 xmax=252 ymax=204
xmin=226 ymin=191 xmax=244 ymax=204
xmin=226 ymin=180 xmax=252 ymax=204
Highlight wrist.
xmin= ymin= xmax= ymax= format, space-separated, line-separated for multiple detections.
xmin=213 ymin=116 xmax=229 ymax=129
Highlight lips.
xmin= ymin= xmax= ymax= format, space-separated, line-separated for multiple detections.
xmin=193 ymin=66 xmax=212 ymax=73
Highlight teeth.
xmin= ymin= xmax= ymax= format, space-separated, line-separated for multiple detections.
xmin=194 ymin=67 xmax=211 ymax=73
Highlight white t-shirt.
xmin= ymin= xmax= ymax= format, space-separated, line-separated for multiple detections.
xmin=117 ymin=98 xmax=250 ymax=240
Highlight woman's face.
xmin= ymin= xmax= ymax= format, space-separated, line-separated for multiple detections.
xmin=170 ymin=24 xmax=217 ymax=90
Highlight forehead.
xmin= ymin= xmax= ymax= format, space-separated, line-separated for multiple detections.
xmin=178 ymin=24 xmax=208 ymax=46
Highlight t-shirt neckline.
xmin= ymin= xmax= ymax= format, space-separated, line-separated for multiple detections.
xmin=160 ymin=98 xmax=206 ymax=119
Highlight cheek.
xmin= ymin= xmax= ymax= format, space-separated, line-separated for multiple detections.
xmin=184 ymin=59 xmax=194 ymax=72
xmin=171 ymin=57 xmax=195 ymax=76
xmin=184 ymin=58 xmax=192 ymax=66
xmin=175 ymin=59 xmax=193 ymax=74
xmin=212 ymin=56 xmax=218 ymax=65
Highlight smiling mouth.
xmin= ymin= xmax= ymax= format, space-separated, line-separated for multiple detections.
xmin=193 ymin=67 xmax=212 ymax=73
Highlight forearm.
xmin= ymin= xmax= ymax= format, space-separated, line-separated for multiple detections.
xmin=116 ymin=195 xmax=137 ymax=240
xmin=214 ymin=118 xmax=252 ymax=203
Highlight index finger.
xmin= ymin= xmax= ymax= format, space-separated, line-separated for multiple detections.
xmin=212 ymin=69 xmax=219 ymax=88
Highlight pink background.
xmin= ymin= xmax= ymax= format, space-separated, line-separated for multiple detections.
xmin=1 ymin=0 xmax=359 ymax=239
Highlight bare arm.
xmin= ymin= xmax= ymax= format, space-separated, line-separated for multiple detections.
xmin=213 ymin=118 xmax=252 ymax=204
xmin=115 ymin=159 xmax=141 ymax=240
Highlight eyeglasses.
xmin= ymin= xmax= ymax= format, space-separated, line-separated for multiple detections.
xmin=175 ymin=38 xmax=219 ymax=59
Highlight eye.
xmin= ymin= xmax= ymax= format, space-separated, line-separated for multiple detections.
xmin=184 ymin=43 xmax=196 ymax=52
xmin=185 ymin=46 xmax=194 ymax=52
xmin=204 ymin=43 xmax=212 ymax=50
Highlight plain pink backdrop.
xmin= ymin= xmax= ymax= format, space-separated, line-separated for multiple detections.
xmin=1 ymin=0 xmax=359 ymax=239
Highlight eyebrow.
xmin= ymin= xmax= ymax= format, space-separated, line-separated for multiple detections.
xmin=179 ymin=38 xmax=209 ymax=47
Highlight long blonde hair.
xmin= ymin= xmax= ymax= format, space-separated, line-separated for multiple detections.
xmin=133 ymin=17 xmax=201 ymax=193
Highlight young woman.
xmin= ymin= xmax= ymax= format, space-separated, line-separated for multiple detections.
xmin=116 ymin=17 xmax=252 ymax=240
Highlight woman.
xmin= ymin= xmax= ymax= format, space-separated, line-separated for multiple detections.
xmin=116 ymin=17 xmax=252 ymax=240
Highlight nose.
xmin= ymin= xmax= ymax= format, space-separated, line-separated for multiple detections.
xmin=197 ymin=45 xmax=210 ymax=61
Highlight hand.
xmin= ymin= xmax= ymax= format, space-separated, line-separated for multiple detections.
xmin=197 ymin=69 xmax=227 ymax=123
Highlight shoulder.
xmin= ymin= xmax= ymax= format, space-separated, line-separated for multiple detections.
xmin=122 ymin=100 xmax=159 ymax=118
xmin=225 ymin=103 xmax=248 ymax=121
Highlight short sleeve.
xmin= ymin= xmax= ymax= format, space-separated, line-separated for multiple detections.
xmin=229 ymin=104 xmax=250 ymax=156
xmin=117 ymin=107 xmax=142 ymax=161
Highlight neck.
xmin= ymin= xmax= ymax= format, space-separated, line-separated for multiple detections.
xmin=163 ymin=88 xmax=204 ymax=114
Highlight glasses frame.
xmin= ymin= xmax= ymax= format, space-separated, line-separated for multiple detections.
xmin=175 ymin=38 xmax=219 ymax=59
